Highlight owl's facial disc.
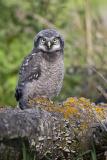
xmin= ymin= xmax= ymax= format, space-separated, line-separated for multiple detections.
xmin=37 ymin=37 xmax=61 ymax=53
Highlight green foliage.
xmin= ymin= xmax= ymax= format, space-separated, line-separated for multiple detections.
xmin=0 ymin=0 xmax=107 ymax=106
xmin=22 ymin=142 xmax=34 ymax=160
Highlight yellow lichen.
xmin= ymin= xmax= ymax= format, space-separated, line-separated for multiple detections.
xmin=57 ymin=106 xmax=78 ymax=119
xmin=29 ymin=96 xmax=107 ymax=128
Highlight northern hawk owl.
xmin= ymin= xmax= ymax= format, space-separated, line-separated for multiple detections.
xmin=15 ymin=29 xmax=64 ymax=109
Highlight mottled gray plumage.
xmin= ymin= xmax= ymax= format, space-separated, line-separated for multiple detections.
xmin=15 ymin=29 xmax=64 ymax=109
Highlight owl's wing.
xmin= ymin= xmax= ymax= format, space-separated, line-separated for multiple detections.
xmin=15 ymin=50 xmax=41 ymax=101
xmin=15 ymin=83 xmax=24 ymax=101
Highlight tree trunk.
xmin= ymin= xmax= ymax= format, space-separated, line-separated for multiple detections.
xmin=0 ymin=98 xmax=107 ymax=160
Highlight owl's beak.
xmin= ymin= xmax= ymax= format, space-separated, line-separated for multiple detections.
xmin=47 ymin=41 xmax=51 ymax=49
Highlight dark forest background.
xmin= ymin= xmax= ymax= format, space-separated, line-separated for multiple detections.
xmin=0 ymin=0 xmax=107 ymax=107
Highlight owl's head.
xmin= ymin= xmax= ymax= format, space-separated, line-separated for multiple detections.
xmin=34 ymin=29 xmax=64 ymax=53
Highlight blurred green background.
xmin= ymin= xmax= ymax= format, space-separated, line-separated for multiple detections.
xmin=0 ymin=0 xmax=107 ymax=107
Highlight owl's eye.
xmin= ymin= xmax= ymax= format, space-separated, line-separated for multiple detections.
xmin=53 ymin=38 xmax=59 ymax=44
xmin=41 ymin=38 xmax=46 ymax=44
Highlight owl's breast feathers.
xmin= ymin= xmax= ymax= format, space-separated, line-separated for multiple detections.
xmin=22 ymin=51 xmax=64 ymax=99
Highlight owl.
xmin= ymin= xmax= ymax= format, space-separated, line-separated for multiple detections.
xmin=15 ymin=29 xmax=64 ymax=109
